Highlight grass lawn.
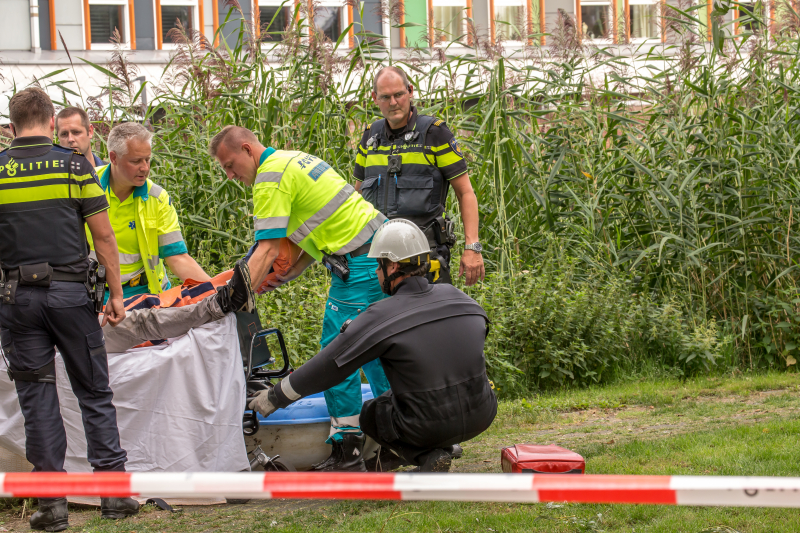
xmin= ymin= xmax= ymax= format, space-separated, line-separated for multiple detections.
xmin=2 ymin=372 xmax=800 ymax=532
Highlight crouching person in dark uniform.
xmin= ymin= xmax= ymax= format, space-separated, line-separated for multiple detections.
xmin=0 ymin=88 xmax=139 ymax=531
xmin=249 ymin=219 xmax=497 ymax=472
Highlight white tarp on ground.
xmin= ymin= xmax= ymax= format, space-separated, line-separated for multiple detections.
xmin=0 ymin=314 xmax=249 ymax=473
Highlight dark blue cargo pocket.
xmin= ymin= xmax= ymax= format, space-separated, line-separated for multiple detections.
xmin=395 ymin=176 xmax=434 ymax=217
xmin=86 ymin=329 xmax=108 ymax=388
xmin=47 ymin=284 xmax=90 ymax=309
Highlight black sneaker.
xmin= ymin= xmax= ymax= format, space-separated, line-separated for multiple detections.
xmin=228 ymin=259 xmax=255 ymax=313
xmin=417 ymin=448 xmax=452 ymax=472
xmin=100 ymin=497 xmax=140 ymax=520
xmin=30 ymin=498 xmax=69 ymax=532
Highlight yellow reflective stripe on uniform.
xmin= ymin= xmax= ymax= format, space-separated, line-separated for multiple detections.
xmin=157 ymin=230 xmax=184 ymax=246
xmin=0 ymin=178 xmax=97 ymax=204
xmin=119 ymin=252 xmax=142 ymax=264
xmin=430 ymin=143 xmax=452 ymax=152
xmin=255 ymin=216 xmax=290 ymax=230
xmin=334 ymin=214 xmax=385 ymax=255
xmin=256 ymin=172 xmax=283 ymax=185
xmin=362 ymin=152 xmax=433 ymax=166
xmin=289 ymin=184 xmax=355 ymax=244
xmin=436 ymin=151 xmax=463 ymax=168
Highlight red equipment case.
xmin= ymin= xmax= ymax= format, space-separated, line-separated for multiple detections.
xmin=500 ymin=444 xmax=585 ymax=474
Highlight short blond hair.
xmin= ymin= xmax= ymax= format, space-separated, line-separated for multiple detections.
xmin=208 ymin=126 xmax=258 ymax=157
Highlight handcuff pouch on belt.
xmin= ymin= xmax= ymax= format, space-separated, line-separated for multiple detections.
xmin=322 ymin=253 xmax=350 ymax=282
xmin=0 ymin=263 xmax=54 ymax=304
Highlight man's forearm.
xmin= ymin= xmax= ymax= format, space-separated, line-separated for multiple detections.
xmin=459 ymin=189 xmax=480 ymax=244
xmin=164 ymin=254 xmax=211 ymax=283
xmin=248 ymin=239 xmax=281 ymax=289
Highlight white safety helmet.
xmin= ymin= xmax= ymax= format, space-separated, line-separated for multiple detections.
xmin=368 ymin=219 xmax=430 ymax=263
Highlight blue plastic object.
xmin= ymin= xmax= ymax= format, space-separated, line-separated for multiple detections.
xmin=256 ymin=384 xmax=374 ymax=426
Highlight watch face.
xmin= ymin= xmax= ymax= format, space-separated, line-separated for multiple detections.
xmin=468 ymin=243 xmax=482 ymax=253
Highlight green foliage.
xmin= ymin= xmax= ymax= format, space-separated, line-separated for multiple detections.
xmin=8 ymin=0 xmax=800 ymax=392
xmin=466 ymin=241 xmax=726 ymax=394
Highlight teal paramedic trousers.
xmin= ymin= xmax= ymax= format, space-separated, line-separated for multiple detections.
xmin=320 ymin=253 xmax=390 ymax=442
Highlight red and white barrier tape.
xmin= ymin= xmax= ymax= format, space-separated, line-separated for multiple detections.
xmin=1 ymin=473 xmax=799 ymax=507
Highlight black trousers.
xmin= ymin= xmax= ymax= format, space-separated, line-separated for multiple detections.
xmin=0 ymin=282 xmax=127 ymax=472
xmin=360 ymin=395 xmax=461 ymax=467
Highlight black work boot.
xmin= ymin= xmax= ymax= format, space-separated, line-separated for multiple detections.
xmin=310 ymin=444 xmax=341 ymax=471
xmin=417 ymin=449 xmax=452 ymax=472
xmin=365 ymin=446 xmax=411 ymax=472
xmin=30 ymin=497 xmax=69 ymax=532
xmin=100 ymin=497 xmax=140 ymax=520
xmin=314 ymin=433 xmax=367 ymax=472
xmin=226 ymin=259 xmax=255 ymax=313
xmin=447 ymin=444 xmax=463 ymax=459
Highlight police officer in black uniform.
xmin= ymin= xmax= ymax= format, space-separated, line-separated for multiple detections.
xmin=248 ymin=220 xmax=497 ymax=472
xmin=0 ymin=88 xmax=139 ymax=531
xmin=354 ymin=66 xmax=485 ymax=287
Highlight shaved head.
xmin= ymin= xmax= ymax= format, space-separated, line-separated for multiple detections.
xmin=209 ymin=125 xmax=259 ymax=157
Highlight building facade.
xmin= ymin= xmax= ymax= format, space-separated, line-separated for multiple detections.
xmin=0 ymin=0 xmax=771 ymax=117
xmin=3 ymin=0 xmax=755 ymax=53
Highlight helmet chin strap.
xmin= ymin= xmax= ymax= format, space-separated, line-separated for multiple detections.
xmin=380 ymin=260 xmax=404 ymax=296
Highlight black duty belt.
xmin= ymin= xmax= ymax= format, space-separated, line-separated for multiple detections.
xmin=3 ymin=269 xmax=86 ymax=283
xmin=348 ymin=242 xmax=373 ymax=258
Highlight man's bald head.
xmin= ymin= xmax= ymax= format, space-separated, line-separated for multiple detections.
xmin=373 ymin=66 xmax=410 ymax=94
xmin=209 ymin=125 xmax=266 ymax=186
xmin=208 ymin=125 xmax=260 ymax=157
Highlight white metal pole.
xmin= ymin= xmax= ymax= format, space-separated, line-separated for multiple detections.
xmin=29 ymin=0 xmax=41 ymax=52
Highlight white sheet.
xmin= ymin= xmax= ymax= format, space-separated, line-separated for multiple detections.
xmin=0 ymin=314 xmax=249 ymax=473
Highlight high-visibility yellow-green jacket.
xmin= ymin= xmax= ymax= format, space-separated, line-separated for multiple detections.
xmin=252 ymin=148 xmax=384 ymax=260
xmin=87 ymin=164 xmax=187 ymax=295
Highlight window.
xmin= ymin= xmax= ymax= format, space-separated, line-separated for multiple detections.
xmin=495 ymin=0 xmax=526 ymax=41
xmin=259 ymin=0 xmax=293 ymax=42
xmin=160 ymin=0 xmax=199 ymax=45
xmin=314 ymin=3 xmax=345 ymax=41
xmin=629 ymin=0 xmax=659 ymax=40
xmin=88 ymin=0 xmax=131 ymax=48
xmin=581 ymin=2 xmax=611 ymax=40
xmin=433 ymin=0 xmax=467 ymax=42
xmin=737 ymin=0 xmax=764 ymax=33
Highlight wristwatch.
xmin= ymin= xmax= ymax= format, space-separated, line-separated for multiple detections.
xmin=465 ymin=242 xmax=483 ymax=253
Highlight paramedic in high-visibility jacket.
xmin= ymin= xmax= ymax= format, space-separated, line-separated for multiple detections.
xmin=209 ymin=125 xmax=389 ymax=472
xmin=86 ymin=123 xmax=210 ymax=299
